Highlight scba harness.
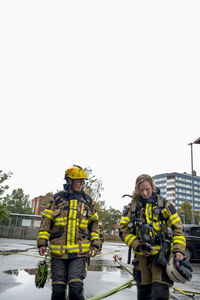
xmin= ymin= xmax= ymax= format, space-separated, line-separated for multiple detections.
xmin=122 ymin=193 xmax=172 ymax=266
xmin=37 ymin=185 xmax=100 ymax=260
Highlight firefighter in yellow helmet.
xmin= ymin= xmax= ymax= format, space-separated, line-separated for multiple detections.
xmin=119 ymin=174 xmax=186 ymax=300
xmin=37 ymin=165 xmax=100 ymax=300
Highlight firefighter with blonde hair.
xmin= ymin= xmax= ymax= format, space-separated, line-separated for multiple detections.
xmin=120 ymin=174 xmax=187 ymax=300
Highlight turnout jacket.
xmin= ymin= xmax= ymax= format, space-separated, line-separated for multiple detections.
xmin=37 ymin=190 xmax=100 ymax=259
xmin=119 ymin=194 xmax=186 ymax=256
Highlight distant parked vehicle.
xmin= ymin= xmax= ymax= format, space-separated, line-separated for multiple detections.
xmin=183 ymin=224 xmax=200 ymax=260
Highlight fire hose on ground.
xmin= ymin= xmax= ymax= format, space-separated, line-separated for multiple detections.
xmin=87 ymin=277 xmax=134 ymax=300
xmin=112 ymin=255 xmax=200 ymax=300
xmin=1 ymin=250 xmax=200 ymax=299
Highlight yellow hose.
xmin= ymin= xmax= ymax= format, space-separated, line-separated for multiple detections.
xmin=87 ymin=277 xmax=135 ymax=300
xmin=2 ymin=248 xmax=200 ymax=298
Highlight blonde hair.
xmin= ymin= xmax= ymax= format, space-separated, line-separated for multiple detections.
xmin=132 ymin=174 xmax=155 ymax=202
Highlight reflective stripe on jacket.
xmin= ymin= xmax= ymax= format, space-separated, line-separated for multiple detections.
xmin=37 ymin=190 xmax=100 ymax=258
xmin=119 ymin=196 xmax=186 ymax=255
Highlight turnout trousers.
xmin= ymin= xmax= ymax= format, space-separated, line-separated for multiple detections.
xmin=51 ymin=257 xmax=87 ymax=300
xmin=133 ymin=255 xmax=173 ymax=300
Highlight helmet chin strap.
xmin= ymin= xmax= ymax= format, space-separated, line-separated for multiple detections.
xmin=67 ymin=179 xmax=75 ymax=193
xmin=63 ymin=183 xmax=69 ymax=191
xmin=71 ymin=180 xmax=76 ymax=193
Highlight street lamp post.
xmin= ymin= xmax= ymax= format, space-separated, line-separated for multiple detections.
xmin=188 ymin=142 xmax=195 ymax=224
xmin=188 ymin=137 xmax=200 ymax=224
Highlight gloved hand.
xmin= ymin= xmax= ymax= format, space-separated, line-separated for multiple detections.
xmin=38 ymin=246 xmax=47 ymax=256
xmin=175 ymin=252 xmax=184 ymax=261
xmin=174 ymin=257 xmax=193 ymax=281
xmin=136 ymin=243 xmax=152 ymax=257
xmin=179 ymin=262 xmax=193 ymax=281
xmin=180 ymin=257 xmax=193 ymax=272
xmin=90 ymin=246 xmax=98 ymax=257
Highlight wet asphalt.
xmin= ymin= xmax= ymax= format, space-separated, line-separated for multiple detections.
xmin=0 ymin=238 xmax=199 ymax=300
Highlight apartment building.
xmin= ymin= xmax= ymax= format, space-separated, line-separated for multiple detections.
xmin=153 ymin=172 xmax=200 ymax=210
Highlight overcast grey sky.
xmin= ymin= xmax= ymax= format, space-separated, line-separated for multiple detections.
xmin=1 ymin=1 xmax=200 ymax=211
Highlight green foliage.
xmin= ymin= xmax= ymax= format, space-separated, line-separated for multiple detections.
xmin=45 ymin=192 xmax=53 ymax=197
xmin=0 ymin=169 xmax=12 ymax=224
xmin=2 ymin=188 xmax=32 ymax=215
xmin=43 ymin=192 xmax=54 ymax=206
xmin=0 ymin=169 xmax=12 ymax=200
xmin=84 ymin=166 xmax=104 ymax=202
xmin=194 ymin=210 xmax=200 ymax=225
xmin=0 ymin=204 xmax=10 ymax=224
xmin=98 ymin=206 xmax=121 ymax=235
xmin=178 ymin=200 xmax=200 ymax=224
xmin=178 ymin=201 xmax=192 ymax=224
xmin=0 ymin=169 xmax=33 ymax=226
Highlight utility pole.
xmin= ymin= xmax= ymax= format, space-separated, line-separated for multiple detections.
xmin=188 ymin=143 xmax=195 ymax=224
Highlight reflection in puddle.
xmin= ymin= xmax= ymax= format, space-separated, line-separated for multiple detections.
xmin=1 ymin=269 xmax=51 ymax=300
xmin=89 ymin=259 xmax=120 ymax=272
xmin=4 ymin=260 xmax=121 ymax=278
xmin=4 ymin=269 xmax=20 ymax=276
xmin=4 ymin=268 xmax=37 ymax=276
xmin=3 ymin=268 xmax=51 ymax=283
xmin=2 ymin=259 xmax=130 ymax=300
xmin=88 ymin=260 xmax=130 ymax=276
xmin=89 ymin=263 xmax=115 ymax=272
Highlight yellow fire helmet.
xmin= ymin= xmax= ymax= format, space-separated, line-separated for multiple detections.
xmin=65 ymin=165 xmax=88 ymax=180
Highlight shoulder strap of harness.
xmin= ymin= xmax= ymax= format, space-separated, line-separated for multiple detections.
xmin=53 ymin=191 xmax=64 ymax=205
xmin=157 ymin=194 xmax=168 ymax=208
xmin=130 ymin=200 xmax=141 ymax=221
xmin=130 ymin=201 xmax=137 ymax=213
xmin=83 ymin=191 xmax=93 ymax=207
xmin=53 ymin=190 xmax=71 ymax=206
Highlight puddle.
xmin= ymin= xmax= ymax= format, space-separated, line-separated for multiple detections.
xmin=89 ymin=260 xmax=119 ymax=272
xmin=4 ymin=261 xmax=119 ymax=276
xmin=1 ymin=261 xmax=133 ymax=299
xmin=1 ymin=250 xmax=131 ymax=300
xmin=1 ymin=268 xmax=51 ymax=300
xmin=4 ymin=268 xmax=37 ymax=276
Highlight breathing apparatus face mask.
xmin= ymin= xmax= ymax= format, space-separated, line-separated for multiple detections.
xmin=141 ymin=224 xmax=156 ymax=245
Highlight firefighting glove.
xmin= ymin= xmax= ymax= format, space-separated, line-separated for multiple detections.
xmin=35 ymin=260 xmax=48 ymax=288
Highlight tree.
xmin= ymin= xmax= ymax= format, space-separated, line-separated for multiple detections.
xmin=178 ymin=202 xmax=200 ymax=225
xmin=0 ymin=169 xmax=12 ymax=200
xmin=194 ymin=210 xmax=200 ymax=225
xmin=45 ymin=192 xmax=53 ymax=198
xmin=0 ymin=169 xmax=12 ymax=224
xmin=178 ymin=201 xmax=192 ymax=224
xmin=98 ymin=206 xmax=121 ymax=235
xmin=3 ymin=188 xmax=32 ymax=214
xmin=0 ymin=204 xmax=10 ymax=224
xmin=84 ymin=166 xmax=104 ymax=202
